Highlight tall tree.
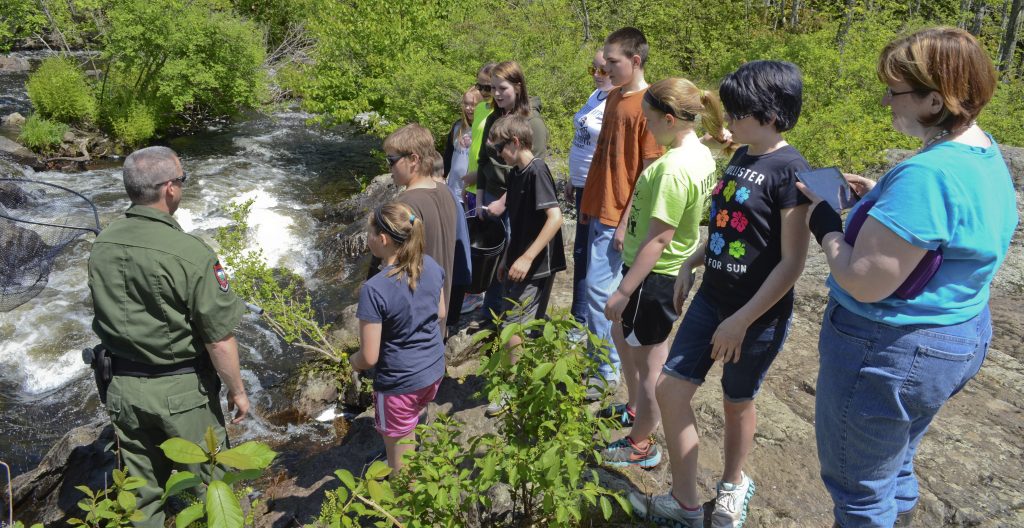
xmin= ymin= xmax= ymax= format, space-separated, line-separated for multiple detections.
xmin=972 ymin=0 xmax=988 ymax=35
xmin=998 ymin=0 xmax=1023 ymax=73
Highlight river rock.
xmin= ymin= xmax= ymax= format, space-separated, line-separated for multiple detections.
xmin=0 ymin=55 xmax=31 ymax=72
xmin=2 ymin=112 xmax=26 ymax=127
xmin=9 ymin=421 xmax=115 ymax=525
xmin=292 ymin=370 xmax=340 ymax=420
xmin=62 ymin=131 xmax=76 ymax=143
xmin=0 ymin=136 xmax=35 ymax=160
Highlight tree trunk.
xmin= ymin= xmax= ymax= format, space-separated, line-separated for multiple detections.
xmin=790 ymin=0 xmax=800 ymax=26
xmin=836 ymin=0 xmax=857 ymax=51
xmin=1001 ymin=0 xmax=1011 ymax=33
xmin=960 ymin=0 xmax=973 ymax=28
xmin=579 ymin=0 xmax=591 ymax=42
xmin=972 ymin=1 xmax=988 ymax=34
xmin=997 ymin=0 xmax=1023 ymax=73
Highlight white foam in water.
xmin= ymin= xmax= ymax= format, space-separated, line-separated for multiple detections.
xmin=228 ymin=188 xmax=305 ymax=274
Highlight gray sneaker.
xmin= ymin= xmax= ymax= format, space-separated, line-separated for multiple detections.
xmin=484 ymin=392 xmax=510 ymax=418
xmin=711 ymin=473 xmax=755 ymax=528
xmin=584 ymin=376 xmax=618 ymax=401
xmin=629 ymin=491 xmax=703 ymax=527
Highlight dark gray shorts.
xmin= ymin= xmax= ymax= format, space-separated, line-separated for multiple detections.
xmin=501 ymin=275 xmax=555 ymax=325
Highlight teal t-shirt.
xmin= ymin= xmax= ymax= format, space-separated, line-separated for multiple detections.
xmin=622 ymin=141 xmax=716 ymax=276
xmin=828 ymin=135 xmax=1018 ymax=326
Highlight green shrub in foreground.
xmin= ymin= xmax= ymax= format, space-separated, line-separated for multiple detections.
xmin=26 ymin=57 xmax=97 ymax=123
xmin=18 ymin=114 xmax=68 ymax=152
xmin=110 ymin=102 xmax=158 ymax=147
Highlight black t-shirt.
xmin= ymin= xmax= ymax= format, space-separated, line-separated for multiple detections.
xmin=698 ymin=145 xmax=810 ymax=324
xmin=505 ymin=158 xmax=566 ymax=280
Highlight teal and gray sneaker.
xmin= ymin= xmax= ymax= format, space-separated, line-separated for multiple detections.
xmin=600 ymin=436 xmax=662 ymax=469
xmin=629 ymin=491 xmax=704 ymax=527
xmin=596 ymin=402 xmax=635 ymax=428
xmin=711 ymin=472 xmax=755 ymax=527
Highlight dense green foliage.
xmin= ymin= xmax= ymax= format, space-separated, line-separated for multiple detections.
xmin=316 ymin=312 xmax=626 ymax=527
xmin=299 ymin=0 xmax=1024 ymax=173
xmin=26 ymin=56 xmax=97 ymax=122
xmin=18 ymin=114 xmax=68 ymax=151
xmin=0 ymin=0 xmax=46 ymax=52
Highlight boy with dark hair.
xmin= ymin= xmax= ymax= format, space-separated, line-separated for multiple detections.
xmin=484 ymin=115 xmax=565 ymax=417
xmin=630 ymin=60 xmax=811 ymax=528
xmin=580 ymin=26 xmax=663 ymax=401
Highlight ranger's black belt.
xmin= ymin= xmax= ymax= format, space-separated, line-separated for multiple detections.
xmin=111 ymin=355 xmax=200 ymax=378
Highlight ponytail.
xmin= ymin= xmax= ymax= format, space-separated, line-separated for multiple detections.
xmin=370 ymin=202 xmax=426 ymax=291
xmin=646 ymin=78 xmax=736 ymax=156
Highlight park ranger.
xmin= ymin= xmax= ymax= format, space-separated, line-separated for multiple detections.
xmin=87 ymin=146 xmax=249 ymax=526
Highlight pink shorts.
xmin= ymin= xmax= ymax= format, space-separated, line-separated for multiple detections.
xmin=373 ymin=378 xmax=441 ymax=438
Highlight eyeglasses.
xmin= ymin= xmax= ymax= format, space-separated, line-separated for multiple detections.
xmin=492 ymin=141 xmax=508 ymax=153
xmin=386 ymin=153 xmax=410 ymax=167
xmin=588 ymin=66 xmax=608 ymax=76
xmin=155 ymin=171 xmax=188 ymax=187
xmin=727 ymin=112 xmax=752 ymax=121
xmin=475 ymin=82 xmax=492 ymax=93
xmin=885 ymin=87 xmax=918 ymax=98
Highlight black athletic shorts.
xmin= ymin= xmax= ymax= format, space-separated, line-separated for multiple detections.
xmin=620 ymin=265 xmax=680 ymax=346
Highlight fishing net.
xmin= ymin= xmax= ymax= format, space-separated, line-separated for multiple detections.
xmin=0 ymin=178 xmax=99 ymax=312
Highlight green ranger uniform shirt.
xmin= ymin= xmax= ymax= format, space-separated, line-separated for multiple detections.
xmin=622 ymin=142 xmax=717 ymax=276
xmin=88 ymin=205 xmax=245 ymax=364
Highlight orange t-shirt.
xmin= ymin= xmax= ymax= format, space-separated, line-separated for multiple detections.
xmin=580 ymin=87 xmax=663 ymax=227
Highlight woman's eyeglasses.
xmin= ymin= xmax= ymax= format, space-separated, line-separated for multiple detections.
xmin=475 ymin=83 xmax=492 ymax=93
xmin=588 ymin=66 xmax=608 ymax=76
xmin=386 ymin=153 xmax=409 ymax=167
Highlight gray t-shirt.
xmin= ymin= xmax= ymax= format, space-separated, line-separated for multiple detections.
xmin=356 ymin=256 xmax=446 ymax=395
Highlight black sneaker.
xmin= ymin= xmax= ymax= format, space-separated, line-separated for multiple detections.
xmin=596 ymin=402 xmax=635 ymax=428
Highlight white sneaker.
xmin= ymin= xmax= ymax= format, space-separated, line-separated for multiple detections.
xmin=484 ymin=392 xmax=509 ymax=418
xmin=711 ymin=473 xmax=755 ymax=528
xmin=629 ymin=491 xmax=703 ymax=527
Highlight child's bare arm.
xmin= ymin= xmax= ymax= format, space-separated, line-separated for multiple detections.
xmin=351 ymin=320 xmax=382 ymax=371
xmin=710 ymin=204 xmax=810 ymax=363
xmin=507 ymin=207 xmax=563 ymax=282
xmin=605 ymin=218 xmax=676 ymax=322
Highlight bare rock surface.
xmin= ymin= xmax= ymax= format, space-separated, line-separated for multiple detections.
xmin=0 ymin=55 xmax=31 ymax=72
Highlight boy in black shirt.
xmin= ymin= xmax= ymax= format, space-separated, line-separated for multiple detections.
xmin=485 ymin=115 xmax=566 ymax=416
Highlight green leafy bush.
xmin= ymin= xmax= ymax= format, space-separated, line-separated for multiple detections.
xmin=26 ymin=56 xmax=98 ymax=123
xmin=69 ymin=468 xmax=147 ymax=527
xmin=0 ymin=0 xmax=46 ymax=51
xmin=109 ymin=102 xmax=158 ymax=146
xmin=18 ymin=114 xmax=68 ymax=151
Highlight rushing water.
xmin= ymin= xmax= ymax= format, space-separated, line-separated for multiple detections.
xmin=0 ymin=52 xmax=382 ymax=475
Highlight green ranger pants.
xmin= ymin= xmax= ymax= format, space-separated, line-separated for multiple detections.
xmin=106 ymin=372 xmax=228 ymax=527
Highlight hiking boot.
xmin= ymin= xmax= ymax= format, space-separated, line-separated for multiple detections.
xmin=629 ymin=491 xmax=704 ymax=527
xmin=596 ymin=402 xmax=635 ymax=428
xmin=711 ymin=473 xmax=755 ymax=527
xmin=484 ymin=392 xmax=509 ymax=418
xmin=584 ymin=375 xmax=618 ymax=401
xmin=461 ymin=293 xmax=484 ymax=315
xmin=601 ymin=436 xmax=662 ymax=469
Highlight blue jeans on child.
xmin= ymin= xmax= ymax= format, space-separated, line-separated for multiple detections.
xmin=585 ymin=221 xmax=623 ymax=382
xmin=816 ymin=297 xmax=990 ymax=528
xmin=571 ymin=187 xmax=589 ymax=325
xmin=662 ymin=290 xmax=790 ymax=400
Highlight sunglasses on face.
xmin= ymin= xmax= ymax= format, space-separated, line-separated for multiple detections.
xmin=386 ymin=153 xmax=410 ymax=167
xmin=476 ymin=82 xmax=492 ymax=93
xmin=588 ymin=66 xmax=608 ymax=76
xmin=728 ymin=112 xmax=752 ymax=121
xmin=492 ymin=141 xmax=508 ymax=153
xmin=155 ymin=170 xmax=188 ymax=187
xmin=885 ymin=87 xmax=918 ymax=98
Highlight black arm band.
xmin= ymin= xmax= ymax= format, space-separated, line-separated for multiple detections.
xmin=809 ymin=201 xmax=844 ymax=245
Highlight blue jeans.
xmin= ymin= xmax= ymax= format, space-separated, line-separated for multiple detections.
xmin=663 ymin=290 xmax=790 ymax=401
xmin=482 ymin=190 xmax=510 ymax=319
xmin=816 ymin=297 xmax=990 ymax=528
xmin=585 ymin=220 xmax=623 ymax=381
xmin=571 ymin=187 xmax=589 ymax=324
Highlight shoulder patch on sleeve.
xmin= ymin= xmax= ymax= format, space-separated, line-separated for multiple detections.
xmin=213 ymin=260 xmax=230 ymax=292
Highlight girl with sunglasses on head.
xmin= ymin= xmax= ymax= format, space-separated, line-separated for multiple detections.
xmin=350 ymin=201 xmax=446 ymax=472
xmin=442 ymin=85 xmax=483 ymax=211
xmin=565 ymin=48 xmax=616 ymax=333
xmin=461 ymin=62 xmax=497 ymax=214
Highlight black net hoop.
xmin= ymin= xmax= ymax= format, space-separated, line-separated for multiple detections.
xmin=1 ymin=178 xmax=100 ymax=312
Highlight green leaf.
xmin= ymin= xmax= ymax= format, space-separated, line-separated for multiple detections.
xmin=74 ymin=485 xmax=95 ymax=499
xmin=613 ymin=492 xmax=633 ymax=515
xmin=551 ymin=358 xmax=568 ymax=381
xmin=542 ymin=322 xmax=555 ymax=341
xmin=175 ymin=502 xmax=205 ymax=528
xmin=480 ymin=454 xmax=497 ymax=482
xmin=117 ymin=490 xmax=137 ymax=512
xmin=163 ymin=471 xmax=201 ymax=500
xmin=365 ymin=460 xmax=391 ymax=481
xmin=334 ymin=469 xmax=356 ymax=490
xmin=222 ymin=468 xmax=263 ymax=486
xmin=216 ymin=441 xmax=277 ymax=470
xmin=205 ymin=426 xmax=220 ymax=456
xmin=122 ymin=476 xmax=147 ymax=490
xmin=600 ymin=496 xmax=613 ymax=520
xmin=366 ymin=479 xmax=387 ymax=504
xmin=205 ymin=480 xmax=243 ymax=528
xmin=159 ymin=438 xmax=209 ymax=464
xmin=531 ymin=362 xmax=554 ymax=381
xmin=499 ymin=323 xmax=519 ymax=344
